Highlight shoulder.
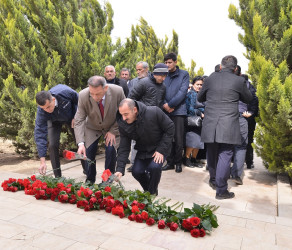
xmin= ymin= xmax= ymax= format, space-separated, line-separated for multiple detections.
xmin=50 ymin=84 xmax=74 ymax=94
xmin=79 ymin=87 xmax=89 ymax=98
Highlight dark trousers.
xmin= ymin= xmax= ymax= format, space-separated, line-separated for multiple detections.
xmin=206 ymin=142 xmax=234 ymax=195
xmin=245 ymin=117 xmax=256 ymax=166
xmin=132 ymin=158 xmax=162 ymax=195
xmin=86 ymin=137 xmax=116 ymax=183
xmin=48 ymin=120 xmax=86 ymax=178
xmin=167 ymin=116 xmax=185 ymax=165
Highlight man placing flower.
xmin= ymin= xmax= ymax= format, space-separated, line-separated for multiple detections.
xmin=114 ymin=99 xmax=174 ymax=195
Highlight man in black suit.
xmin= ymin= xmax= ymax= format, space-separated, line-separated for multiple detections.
xmin=197 ymin=55 xmax=252 ymax=199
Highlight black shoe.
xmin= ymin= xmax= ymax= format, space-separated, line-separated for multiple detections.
xmin=184 ymin=158 xmax=195 ymax=168
xmin=126 ymin=159 xmax=130 ymax=164
xmin=233 ymin=177 xmax=243 ymax=185
xmin=247 ymin=164 xmax=254 ymax=169
xmin=175 ymin=164 xmax=182 ymax=173
xmin=127 ymin=165 xmax=133 ymax=172
xmin=216 ymin=191 xmax=235 ymax=200
xmin=162 ymin=164 xmax=175 ymax=171
xmin=209 ymin=181 xmax=216 ymax=190
xmin=193 ymin=162 xmax=204 ymax=168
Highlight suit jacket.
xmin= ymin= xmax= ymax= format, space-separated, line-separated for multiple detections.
xmin=74 ymin=84 xmax=125 ymax=148
xmin=197 ymin=68 xmax=253 ymax=145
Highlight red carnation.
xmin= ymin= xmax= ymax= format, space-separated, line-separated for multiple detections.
xmin=200 ymin=228 xmax=206 ymax=237
xmin=105 ymin=207 xmax=112 ymax=213
xmin=131 ymin=200 xmax=138 ymax=206
xmin=119 ymin=212 xmax=125 ymax=218
xmin=84 ymin=205 xmax=90 ymax=211
xmin=190 ymin=228 xmax=200 ymax=238
xmin=123 ymin=200 xmax=128 ymax=208
xmin=101 ymin=169 xmax=112 ymax=182
xmin=170 ymin=222 xmax=179 ymax=231
xmin=128 ymin=213 xmax=135 ymax=221
xmin=141 ymin=211 xmax=148 ymax=220
xmin=84 ymin=188 xmax=93 ymax=197
xmin=63 ymin=150 xmax=76 ymax=160
xmin=89 ymin=197 xmax=97 ymax=204
xmin=146 ymin=218 xmax=155 ymax=226
xmin=94 ymin=191 xmax=102 ymax=198
xmin=104 ymin=186 xmax=111 ymax=192
xmin=158 ymin=220 xmax=166 ymax=229
xmin=190 ymin=217 xmax=201 ymax=227
xmin=31 ymin=175 xmax=36 ymax=181
xmin=182 ymin=218 xmax=193 ymax=231
xmin=135 ymin=214 xmax=143 ymax=223
xmin=131 ymin=205 xmax=140 ymax=214
xmin=138 ymin=203 xmax=145 ymax=210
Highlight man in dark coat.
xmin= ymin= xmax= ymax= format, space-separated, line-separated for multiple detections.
xmin=197 ymin=55 xmax=253 ymax=199
xmin=104 ymin=65 xmax=129 ymax=97
xmin=115 ymin=99 xmax=174 ymax=195
xmin=34 ymin=84 xmax=86 ymax=177
xmin=162 ymin=52 xmax=189 ymax=173
xmin=129 ymin=63 xmax=168 ymax=110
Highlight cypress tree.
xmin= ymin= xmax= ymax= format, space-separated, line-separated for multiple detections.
xmin=229 ymin=0 xmax=292 ymax=176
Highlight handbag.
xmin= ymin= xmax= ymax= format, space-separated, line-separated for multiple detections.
xmin=187 ymin=115 xmax=202 ymax=127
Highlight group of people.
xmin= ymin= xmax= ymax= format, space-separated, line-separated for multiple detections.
xmin=34 ymin=53 xmax=258 ymax=199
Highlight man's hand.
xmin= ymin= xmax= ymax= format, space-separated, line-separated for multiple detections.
xmin=39 ymin=157 xmax=47 ymax=175
xmin=242 ymin=111 xmax=252 ymax=118
xmin=114 ymin=172 xmax=123 ymax=181
xmin=104 ymin=132 xmax=116 ymax=147
xmin=152 ymin=151 xmax=164 ymax=164
xmin=163 ymin=103 xmax=174 ymax=113
xmin=77 ymin=144 xmax=87 ymax=158
xmin=71 ymin=119 xmax=75 ymax=128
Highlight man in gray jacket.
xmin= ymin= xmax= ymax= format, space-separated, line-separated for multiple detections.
xmin=197 ymin=55 xmax=252 ymax=199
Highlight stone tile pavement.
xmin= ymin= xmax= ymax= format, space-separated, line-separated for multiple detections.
xmin=0 ymin=154 xmax=292 ymax=249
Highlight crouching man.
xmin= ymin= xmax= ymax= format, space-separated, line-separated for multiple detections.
xmin=114 ymin=99 xmax=174 ymax=195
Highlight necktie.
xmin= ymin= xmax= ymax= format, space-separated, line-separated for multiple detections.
xmin=98 ymin=101 xmax=104 ymax=119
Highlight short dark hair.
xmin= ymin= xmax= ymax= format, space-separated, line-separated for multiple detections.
xmin=234 ymin=65 xmax=241 ymax=76
xmin=88 ymin=76 xmax=106 ymax=88
xmin=221 ymin=55 xmax=237 ymax=70
xmin=215 ymin=64 xmax=221 ymax=72
xmin=121 ymin=68 xmax=131 ymax=76
xmin=241 ymin=74 xmax=249 ymax=81
xmin=119 ymin=98 xmax=136 ymax=109
xmin=164 ymin=52 xmax=177 ymax=62
xmin=192 ymin=76 xmax=204 ymax=85
xmin=36 ymin=91 xmax=52 ymax=106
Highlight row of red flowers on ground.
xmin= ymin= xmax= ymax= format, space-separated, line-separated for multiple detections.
xmin=1 ymin=173 xmax=218 ymax=238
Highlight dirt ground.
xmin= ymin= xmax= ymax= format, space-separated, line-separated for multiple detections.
xmin=0 ymin=138 xmax=42 ymax=175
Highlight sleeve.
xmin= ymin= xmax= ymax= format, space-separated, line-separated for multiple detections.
xmin=168 ymin=72 xmax=189 ymax=108
xmin=197 ymin=82 xmax=207 ymax=103
xmin=155 ymin=109 xmax=175 ymax=157
xmin=73 ymin=94 xmax=87 ymax=144
xmin=128 ymin=81 xmax=145 ymax=101
xmin=239 ymin=80 xmax=253 ymax=104
xmin=34 ymin=108 xmax=48 ymax=158
xmin=248 ymin=84 xmax=259 ymax=117
xmin=115 ymin=128 xmax=131 ymax=175
xmin=109 ymin=90 xmax=126 ymax=136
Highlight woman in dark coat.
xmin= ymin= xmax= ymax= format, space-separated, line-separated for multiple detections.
xmin=185 ymin=76 xmax=205 ymax=168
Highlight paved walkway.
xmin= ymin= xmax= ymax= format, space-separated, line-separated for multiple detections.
xmin=0 ymin=155 xmax=292 ymax=249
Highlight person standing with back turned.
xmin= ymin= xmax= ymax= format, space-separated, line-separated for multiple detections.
xmin=197 ymin=55 xmax=252 ymax=199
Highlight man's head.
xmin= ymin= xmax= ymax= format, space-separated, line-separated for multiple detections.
xmin=192 ymin=76 xmax=204 ymax=92
xmin=164 ymin=52 xmax=177 ymax=73
xmin=119 ymin=98 xmax=138 ymax=124
xmin=88 ymin=76 xmax=108 ymax=102
xmin=104 ymin=65 xmax=116 ymax=81
xmin=234 ymin=65 xmax=241 ymax=76
xmin=153 ymin=63 xmax=168 ymax=83
xmin=120 ymin=68 xmax=131 ymax=81
xmin=221 ymin=55 xmax=238 ymax=71
xmin=136 ymin=61 xmax=149 ymax=79
xmin=36 ymin=91 xmax=56 ymax=113
xmin=215 ymin=64 xmax=221 ymax=72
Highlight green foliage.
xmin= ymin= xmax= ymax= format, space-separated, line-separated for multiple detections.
xmin=0 ymin=0 xmax=202 ymax=157
xmin=229 ymin=0 xmax=292 ymax=176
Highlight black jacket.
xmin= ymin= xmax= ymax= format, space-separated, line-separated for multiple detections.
xmin=107 ymin=77 xmax=129 ymax=97
xmin=197 ymin=68 xmax=253 ymax=145
xmin=128 ymin=74 xmax=166 ymax=109
xmin=116 ymin=101 xmax=174 ymax=174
